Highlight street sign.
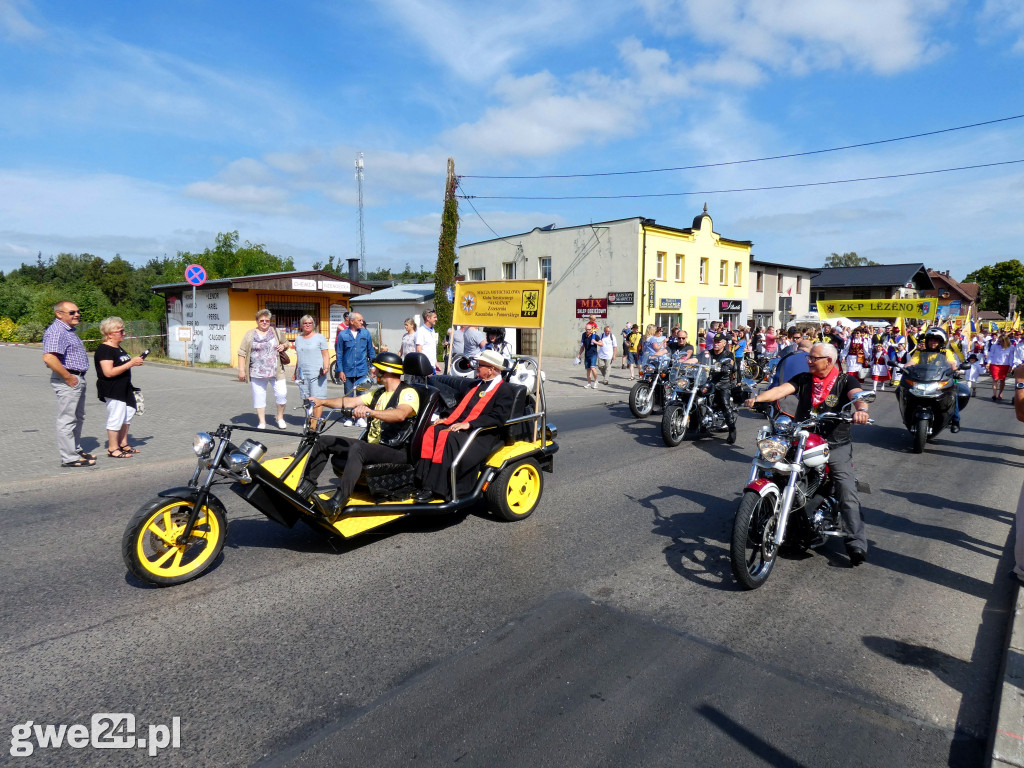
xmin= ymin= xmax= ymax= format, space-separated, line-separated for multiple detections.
xmin=185 ymin=264 xmax=207 ymax=286
xmin=176 ymin=327 xmax=193 ymax=342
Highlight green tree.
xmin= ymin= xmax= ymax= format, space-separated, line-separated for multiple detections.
xmin=965 ymin=259 xmax=1024 ymax=316
xmin=823 ymin=252 xmax=879 ymax=268
xmin=175 ymin=231 xmax=295 ymax=280
xmin=433 ymin=158 xmax=458 ymax=360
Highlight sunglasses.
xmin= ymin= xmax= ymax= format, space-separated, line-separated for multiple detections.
xmin=807 ymin=355 xmax=829 ymax=362
xmin=61 ymin=310 xmax=82 ymax=316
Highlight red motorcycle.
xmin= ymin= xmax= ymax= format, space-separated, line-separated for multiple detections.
xmin=730 ymin=393 xmax=875 ymax=590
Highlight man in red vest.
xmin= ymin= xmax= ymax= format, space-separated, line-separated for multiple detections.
xmin=414 ymin=349 xmax=516 ymax=501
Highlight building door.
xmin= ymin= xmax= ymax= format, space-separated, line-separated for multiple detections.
xmin=721 ymin=312 xmax=740 ymax=330
xmin=655 ymin=313 xmax=682 ymax=333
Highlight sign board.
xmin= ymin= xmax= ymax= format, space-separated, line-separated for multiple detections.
xmin=778 ymin=296 xmax=792 ymax=311
xmin=291 ymin=278 xmax=317 ymax=291
xmin=185 ymin=264 xmax=207 ymax=286
xmin=452 ymin=279 xmax=546 ymax=329
xmin=659 ymin=298 xmax=682 ymax=310
xmin=647 ymin=280 xmax=656 ymax=310
xmin=817 ymin=298 xmax=938 ymax=322
xmin=319 ymin=280 xmax=350 ymax=292
xmin=607 ymin=291 xmax=635 ymax=305
xmin=575 ymin=298 xmax=607 ymax=319
xmin=719 ymin=300 xmax=743 ymax=312
xmin=166 ymin=288 xmax=231 ymax=364
xmin=936 ymin=301 xmax=962 ymax=320
xmin=176 ymin=326 xmax=193 ymax=341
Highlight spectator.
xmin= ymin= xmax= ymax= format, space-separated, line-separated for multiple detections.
xmin=237 ymin=309 xmax=289 ymax=430
xmin=335 ymin=311 xmax=377 ymax=426
xmin=595 ymin=324 xmax=617 ymax=385
xmin=293 ymin=314 xmax=330 ymax=426
xmin=42 ymin=300 xmax=95 ymax=467
xmin=577 ymin=326 xmax=600 ymax=388
xmin=95 ymin=316 xmax=145 ymax=457
xmin=400 ymin=318 xmax=417 ymax=358
xmin=415 ymin=309 xmax=440 ymax=372
xmin=463 ymin=325 xmax=485 ymax=359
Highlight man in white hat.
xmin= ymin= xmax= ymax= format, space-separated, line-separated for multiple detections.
xmin=414 ymin=349 xmax=516 ymax=501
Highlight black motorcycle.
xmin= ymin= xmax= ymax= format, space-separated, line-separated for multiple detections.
xmin=892 ymin=359 xmax=970 ymax=453
xmin=628 ymin=355 xmax=673 ymax=418
xmin=660 ymin=359 xmax=752 ymax=446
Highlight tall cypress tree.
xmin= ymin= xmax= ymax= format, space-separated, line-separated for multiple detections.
xmin=434 ymin=157 xmax=458 ymax=361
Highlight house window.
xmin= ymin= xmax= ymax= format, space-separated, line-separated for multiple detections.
xmin=719 ymin=260 xmax=728 ymax=285
xmin=539 ymin=257 xmax=551 ymax=282
xmin=468 ymin=267 xmax=485 ymax=281
xmin=777 ymin=274 xmax=784 ymax=292
xmin=756 ymin=271 xmax=763 ymax=292
xmin=675 ymin=254 xmax=684 ymax=282
xmin=852 ymin=288 xmax=871 ymax=299
xmin=656 ymin=252 xmax=666 ymax=280
xmin=796 ymin=276 xmax=802 ymax=294
xmin=733 ymin=262 xmax=741 ymax=286
xmin=699 ymin=258 xmax=708 ymax=284
xmin=502 ymin=262 xmax=516 ymax=279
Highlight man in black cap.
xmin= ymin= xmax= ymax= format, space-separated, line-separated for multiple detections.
xmin=701 ymin=333 xmax=738 ymax=444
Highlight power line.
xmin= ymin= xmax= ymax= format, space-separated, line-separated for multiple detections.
xmin=461 ymin=193 xmax=522 ymax=247
xmin=457 ymin=158 xmax=1024 ymax=200
xmin=461 ymin=114 xmax=1024 ymax=180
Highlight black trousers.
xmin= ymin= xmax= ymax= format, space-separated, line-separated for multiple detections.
xmin=714 ymin=387 xmax=736 ymax=427
xmin=415 ymin=432 xmax=502 ymax=497
xmin=304 ymin=436 xmax=406 ymax=501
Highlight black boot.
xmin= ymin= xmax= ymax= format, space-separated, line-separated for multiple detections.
xmin=726 ymin=425 xmax=737 ymax=445
xmin=950 ymin=418 xmax=960 ymax=434
xmin=324 ymin=488 xmax=347 ymax=516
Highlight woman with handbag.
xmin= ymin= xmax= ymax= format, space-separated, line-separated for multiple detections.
xmin=237 ymin=309 xmax=289 ymax=429
xmin=95 ymin=317 xmax=145 ymax=458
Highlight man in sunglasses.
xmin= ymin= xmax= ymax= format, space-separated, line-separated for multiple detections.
xmin=746 ymin=343 xmax=870 ymax=566
xmin=42 ymin=301 xmax=95 ymax=467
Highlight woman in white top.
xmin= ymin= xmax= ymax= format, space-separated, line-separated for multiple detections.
xmin=400 ymin=318 xmax=417 ymax=358
xmin=988 ymin=334 xmax=1013 ymax=400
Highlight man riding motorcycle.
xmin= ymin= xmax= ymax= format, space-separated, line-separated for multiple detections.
xmin=302 ymin=352 xmax=420 ymax=515
xmin=745 ymin=342 xmax=871 ymax=566
xmin=701 ymin=332 xmax=737 ymax=444
xmin=907 ymin=326 xmax=962 ymax=432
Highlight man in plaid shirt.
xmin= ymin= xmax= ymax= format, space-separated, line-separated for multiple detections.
xmin=42 ymin=301 xmax=95 ymax=467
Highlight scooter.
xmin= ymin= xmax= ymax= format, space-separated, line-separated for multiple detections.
xmin=122 ymin=354 xmax=558 ymax=587
xmin=891 ymin=359 xmax=970 ymax=453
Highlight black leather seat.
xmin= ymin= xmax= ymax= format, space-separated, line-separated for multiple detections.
xmin=332 ymin=353 xmax=441 ymax=500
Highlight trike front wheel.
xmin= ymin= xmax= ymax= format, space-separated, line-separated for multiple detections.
xmin=122 ymin=496 xmax=227 ymax=586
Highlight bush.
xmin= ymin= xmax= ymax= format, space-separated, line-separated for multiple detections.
xmin=79 ymin=325 xmax=103 ymax=352
xmin=0 ymin=317 xmax=17 ymax=342
xmin=15 ymin=321 xmax=45 ymax=343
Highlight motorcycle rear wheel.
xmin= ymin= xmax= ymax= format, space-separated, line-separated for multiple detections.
xmin=661 ymin=404 xmax=687 ymax=446
xmin=122 ymin=497 xmax=227 ymax=586
xmin=912 ymin=416 xmax=928 ymax=454
xmin=731 ymin=490 xmax=780 ymax=590
xmin=628 ymin=381 xmax=654 ymax=418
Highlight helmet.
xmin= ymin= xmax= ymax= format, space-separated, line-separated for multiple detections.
xmin=371 ymin=351 xmax=403 ymax=375
xmin=924 ymin=327 xmax=948 ymax=349
xmin=483 ymin=327 xmax=505 ymax=344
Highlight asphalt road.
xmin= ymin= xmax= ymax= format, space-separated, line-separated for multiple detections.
xmin=1 ymin=377 xmax=1019 ymax=767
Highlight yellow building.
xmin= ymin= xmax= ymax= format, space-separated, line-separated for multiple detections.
xmin=457 ymin=206 xmax=752 ymax=355
xmin=151 ymin=270 xmax=371 ymax=363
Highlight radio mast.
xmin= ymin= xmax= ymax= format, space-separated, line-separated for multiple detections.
xmin=355 ymin=153 xmax=365 ymax=278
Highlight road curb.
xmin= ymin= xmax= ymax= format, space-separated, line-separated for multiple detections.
xmin=993 ymin=579 xmax=1024 ymax=768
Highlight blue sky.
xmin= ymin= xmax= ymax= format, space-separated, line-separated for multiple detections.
xmin=1 ymin=0 xmax=1022 ymax=280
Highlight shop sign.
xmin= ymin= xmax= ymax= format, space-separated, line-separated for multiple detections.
xmin=647 ymin=279 xmax=656 ymax=309
xmin=575 ymin=298 xmax=607 ymax=319
xmin=292 ymin=278 xmax=317 ymax=291
xmin=607 ymin=291 xmax=634 ymax=305
xmin=319 ymin=280 xmax=351 ymax=292
xmin=719 ymin=300 xmax=743 ymax=312
xmin=660 ymin=298 xmax=682 ymax=310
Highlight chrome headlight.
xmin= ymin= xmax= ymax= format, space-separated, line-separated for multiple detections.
xmin=675 ymin=378 xmax=691 ymax=390
xmin=193 ymin=432 xmax=214 ymax=458
xmin=910 ymin=380 xmax=949 ymax=395
xmin=227 ymin=452 xmax=252 ymax=473
xmin=757 ymin=437 xmax=789 ymax=463
xmin=772 ymin=414 xmax=794 ymax=434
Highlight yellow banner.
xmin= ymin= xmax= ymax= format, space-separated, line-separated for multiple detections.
xmin=817 ymin=298 xmax=938 ymax=322
xmin=452 ymin=279 xmax=547 ymax=329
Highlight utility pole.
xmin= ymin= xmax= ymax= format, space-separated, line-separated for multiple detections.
xmin=355 ymin=153 xmax=365 ymax=278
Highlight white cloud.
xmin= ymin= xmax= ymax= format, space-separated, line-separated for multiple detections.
xmin=0 ymin=0 xmax=43 ymax=41
xmin=980 ymin=0 xmax=1024 ymax=53
xmin=369 ymin=0 xmax=621 ymax=83
xmin=183 ymin=182 xmax=295 ymax=214
xmin=639 ymin=0 xmax=952 ymax=76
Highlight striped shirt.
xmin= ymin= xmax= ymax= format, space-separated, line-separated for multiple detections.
xmin=43 ymin=319 xmax=89 ymax=372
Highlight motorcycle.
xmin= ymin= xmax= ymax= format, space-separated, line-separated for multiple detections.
xmin=730 ymin=393 xmax=875 ymax=590
xmin=628 ymin=355 xmax=673 ymax=418
xmin=891 ymin=359 xmax=970 ymax=453
xmin=660 ymin=360 xmax=753 ymax=446
xmin=122 ymin=354 xmax=559 ymax=587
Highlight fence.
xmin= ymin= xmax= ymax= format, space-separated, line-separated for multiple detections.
xmin=77 ymin=320 xmax=168 ymax=357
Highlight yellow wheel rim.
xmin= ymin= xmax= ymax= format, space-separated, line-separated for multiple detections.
xmin=504 ymin=463 xmax=541 ymax=516
xmin=134 ymin=501 xmax=221 ymax=579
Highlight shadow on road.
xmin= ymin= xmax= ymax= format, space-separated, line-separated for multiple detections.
xmin=697 ymin=704 xmax=810 ymax=768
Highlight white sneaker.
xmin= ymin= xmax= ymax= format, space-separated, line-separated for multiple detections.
xmin=277 ymin=419 xmax=287 ymax=429
xmin=593 ymin=382 xmax=599 ymax=389
xmin=355 ymin=417 xmax=367 ymax=428
xmin=583 ymin=383 xmax=591 ymax=388
xmin=256 ymin=423 xmax=266 ymax=430
xmin=342 ymin=419 xmax=354 ymax=427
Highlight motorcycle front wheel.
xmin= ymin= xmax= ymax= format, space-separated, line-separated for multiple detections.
xmin=122 ymin=497 xmax=227 ymax=587
xmin=731 ymin=490 xmax=780 ymax=590
xmin=913 ymin=416 xmax=928 ymax=454
xmin=629 ymin=381 xmax=655 ymax=418
xmin=661 ymin=404 xmax=687 ymax=446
